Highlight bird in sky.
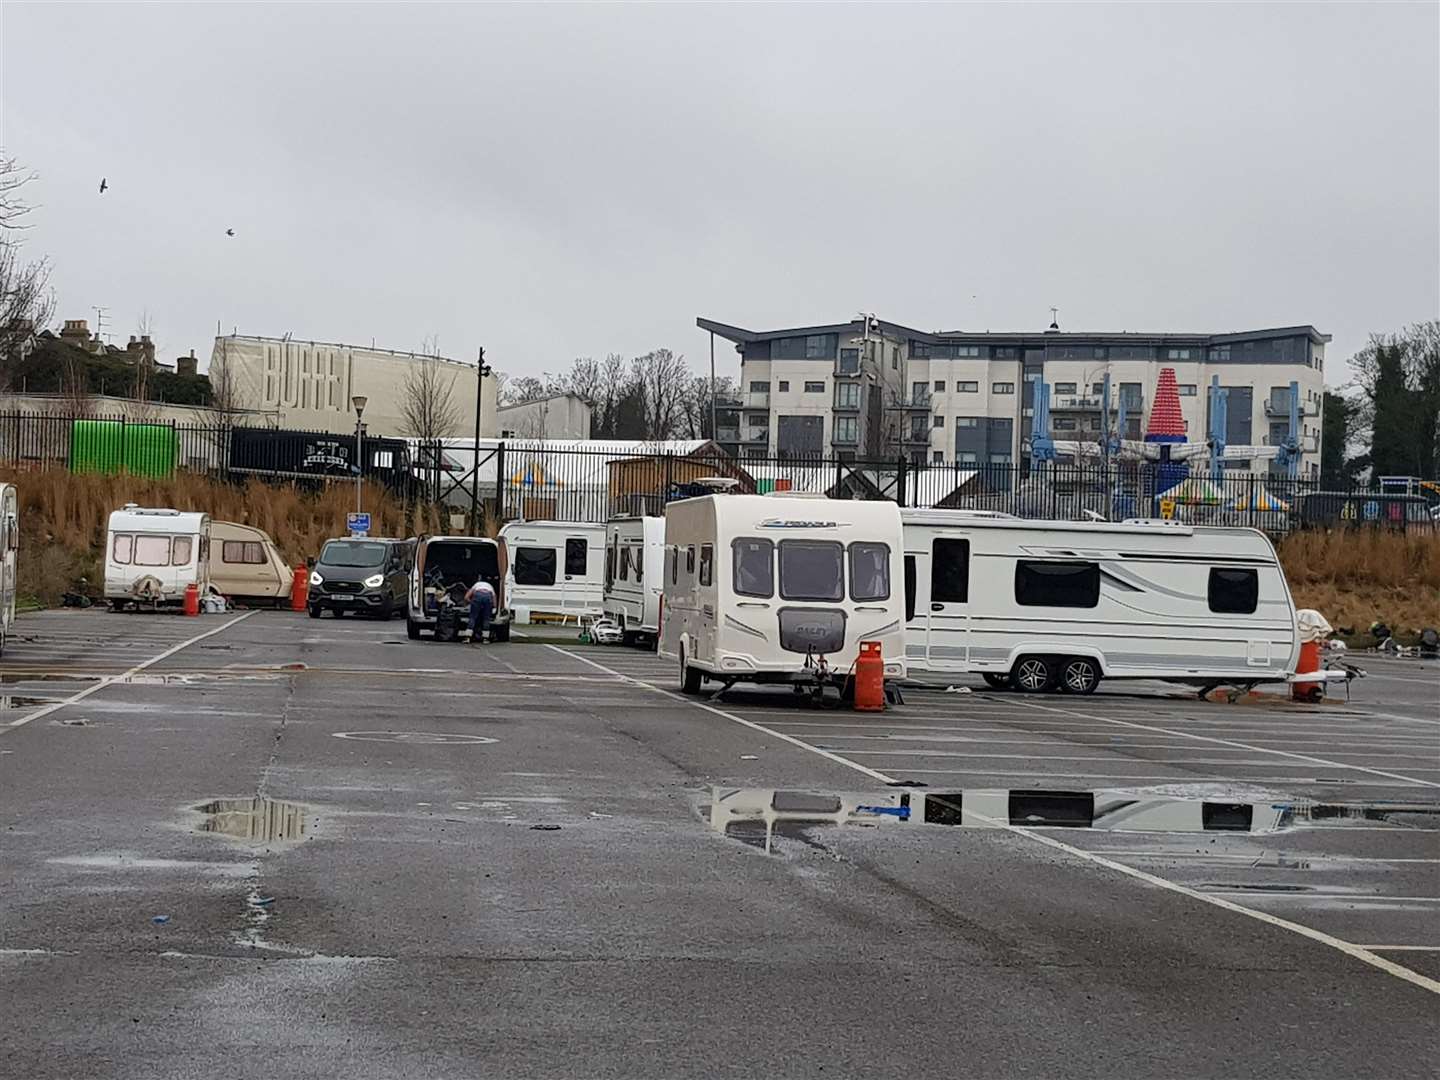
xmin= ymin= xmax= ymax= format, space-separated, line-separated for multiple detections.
xmin=225 ymin=228 xmax=235 ymax=237
xmin=99 ymin=178 xmax=107 ymax=193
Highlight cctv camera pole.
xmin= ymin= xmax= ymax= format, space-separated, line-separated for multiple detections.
xmin=709 ymin=331 xmax=717 ymax=446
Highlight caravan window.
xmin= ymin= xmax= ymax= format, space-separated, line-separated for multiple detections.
xmin=1208 ymin=568 xmax=1258 ymax=614
xmin=733 ymin=538 xmax=774 ymax=598
xmin=134 ymin=535 xmax=172 ymax=566
xmin=619 ymin=546 xmax=630 ymax=581
xmin=223 ymin=541 xmax=266 ymax=564
xmin=514 ymin=547 xmax=557 ymax=586
xmin=931 ymin=539 xmax=970 ymax=603
xmin=172 ymin=537 xmax=194 ymax=565
xmin=848 ymin=542 xmax=890 ymax=602
xmin=669 ymin=548 xmax=678 ymax=585
xmin=112 ymin=534 xmax=135 ymax=565
xmin=1015 ymin=561 xmax=1099 ymax=608
xmin=685 ymin=546 xmax=696 ymax=576
xmin=904 ymin=556 xmax=916 ymax=621
xmin=605 ymin=544 xmax=615 ymax=588
xmin=699 ymin=544 xmax=713 ymax=586
xmin=565 ymin=538 xmax=588 ymax=577
xmin=779 ymin=540 xmax=844 ymax=602
xmin=633 ymin=544 xmax=643 ymax=582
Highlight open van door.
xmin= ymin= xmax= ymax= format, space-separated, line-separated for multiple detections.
xmin=926 ymin=536 xmax=971 ymax=670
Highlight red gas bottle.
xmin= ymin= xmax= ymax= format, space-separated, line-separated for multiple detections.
xmin=854 ymin=640 xmax=885 ymax=712
xmin=182 ymin=582 xmax=201 ymax=617
xmin=291 ymin=565 xmax=309 ymax=612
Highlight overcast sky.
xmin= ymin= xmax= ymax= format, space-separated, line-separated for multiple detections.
xmin=3 ymin=3 xmax=1436 ymax=388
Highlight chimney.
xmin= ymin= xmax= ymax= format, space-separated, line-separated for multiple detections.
xmin=176 ymin=349 xmax=198 ymax=377
xmin=60 ymin=319 xmax=91 ymax=346
xmin=140 ymin=334 xmax=155 ymax=368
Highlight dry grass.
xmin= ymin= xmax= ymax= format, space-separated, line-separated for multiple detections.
xmin=1279 ymin=529 xmax=1440 ymax=635
xmin=0 ymin=467 xmax=446 ymax=605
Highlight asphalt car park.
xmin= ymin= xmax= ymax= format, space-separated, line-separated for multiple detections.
xmin=1 ymin=609 xmax=1437 ymax=1078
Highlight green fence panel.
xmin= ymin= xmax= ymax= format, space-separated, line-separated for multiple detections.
xmin=70 ymin=420 xmax=177 ymax=477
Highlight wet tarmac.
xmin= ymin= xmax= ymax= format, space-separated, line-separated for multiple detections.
xmin=1 ymin=608 xmax=1436 ymax=1078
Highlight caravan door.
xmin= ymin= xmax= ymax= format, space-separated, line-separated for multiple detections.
xmin=926 ymin=537 xmax=971 ymax=670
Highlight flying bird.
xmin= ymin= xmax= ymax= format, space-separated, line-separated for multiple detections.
xmin=99 ymin=178 xmax=107 ymax=193
xmin=225 ymin=228 xmax=235 ymax=237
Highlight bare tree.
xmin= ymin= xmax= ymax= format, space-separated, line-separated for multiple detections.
xmin=58 ymin=349 xmax=96 ymax=417
xmin=0 ymin=154 xmax=53 ymax=381
xmin=398 ymin=358 xmax=462 ymax=440
xmin=632 ymin=348 xmax=689 ymax=441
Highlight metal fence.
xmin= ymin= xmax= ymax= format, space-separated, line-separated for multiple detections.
xmin=2 ymin=413 xmax=1433 ymax=534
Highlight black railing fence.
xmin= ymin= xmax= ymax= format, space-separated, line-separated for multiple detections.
xmin=0 ymin=413 xmax=1432 ymax=534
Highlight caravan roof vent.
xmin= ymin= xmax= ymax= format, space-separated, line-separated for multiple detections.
xmin=764 ymin=491 xmax=828 ymax=500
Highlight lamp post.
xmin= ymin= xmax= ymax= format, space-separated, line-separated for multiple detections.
xmin=352 ymin=394 xmax=368 ymax=517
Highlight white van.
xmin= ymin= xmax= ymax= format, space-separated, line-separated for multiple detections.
xmin=500 ymin=520 xmax=605 ymax=624
xmin=659 ymin=493 xmax=907 ymax=693
xmin=105 ymin=505 xmax=211 ymax=611
xmin=210 ymin=521 xmax=291 ymax=606
xmin=901 ymin=509 xmax=1300 ymax=693
xmin=603 ymin=515 xmax=664 ymax=644
xmin=0 ymin=484 xmax=18 ymax=656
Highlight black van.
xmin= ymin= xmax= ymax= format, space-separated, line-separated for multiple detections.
xmin=308 ymin=537 xmax=415 ymax=618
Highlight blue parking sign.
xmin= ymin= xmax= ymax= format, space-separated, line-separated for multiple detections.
xmin=347 ymin=511 xmax=372 ymax=536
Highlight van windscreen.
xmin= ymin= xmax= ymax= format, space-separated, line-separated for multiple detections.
xmin=320 ymin=540 xmax=387 ymax=568
xmin=779 ymin=540 xmax=843 ymax=602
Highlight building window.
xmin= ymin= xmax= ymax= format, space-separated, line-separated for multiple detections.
xmin=749 ymin=381 xmax=769 ymax=393
xmin=994 ymin=347 xmax=1018 ymax=360
xmin=1167 ymin=348 xmax=1192 ymax=360
xmin=1208 ymin=346 xmax=1230 ymax=361
xmin=838 ymin=347 xmax=860 ymax=374
xmin=1054 ymin=382 xmax=1077 ymax=395
xmin=777 ymin=380 xmax=789 ymax=392
xmin=891 ymin=347 xmax=898 ymax=369
xmin=1178 ymin=384 xmax=1197 ymax=396
xmin=956 ymin=416 xmax=980 ymax=428
xmin=1053 ymin=417 xmax=1077 ymax=430
xmin=911 ymin=342 xmax=931 ymax=358
xmin=933 ymin=414 xmax=945 ymax=428
xmin=1088 ymin=417 xmax=1102 ymax=431
xmin=835 ymin=382 xmax=860 ymax=408
xmin=1014 ymin=560 xmax=1099 ymax=608
xmin=912 ymin=381 xmax=928 ymax=401
xmin=992 ymin=382 xmax=1015 ymax=394
xmin=804 ymin=381 xmax=825 ymax=393
xmin=932 ymin=450 xmax=944 ymax=463
xmin=956 ymin=380 xmax=978 ymax=393
xmin=990 ymin=453 xmax=1012 ymax=465
xmin=806 ymin=335 xmax=833 ymax=359
xmin=957 ymin=346 xmax=982 ymax=358
xmin=957 ymin=452 xmax=978 ymax=464
xmin=833 ymin=416 xmax=858 ymax=443
xmin=1208 ymin=568 xmax=1258 ymax=614
xmin=934 ymin=380 xmax=945 ymax=392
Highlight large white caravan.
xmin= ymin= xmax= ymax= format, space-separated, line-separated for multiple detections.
xmin=603 ymin=515 xmax=664 ymax=643
xmin=659 ymin=493 xmax=907 ymax=692
xmin=0 ymin=484 xmax=17 ymax=656
xmin=499 ymin=520 xmax=606 ymax=624
xmin=901 ymin=510 xmax=1299 ymax=693
xmin=104 ymin=505 xmax=211 ymax=610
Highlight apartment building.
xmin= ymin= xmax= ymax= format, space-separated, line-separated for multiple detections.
xmin=699 ymin=316 xmax=1329 ymax=477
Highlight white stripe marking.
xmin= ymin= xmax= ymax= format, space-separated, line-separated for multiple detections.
xmin=1356 ymin=945 xmax=1440 ymax=952
xmin=545 ymin=645 xmax=1440 ymax=997
xmin=1012 ymin=698 xmax=1440 ymax=789
xmin=1 ymin=613 xmax=257 ymax=734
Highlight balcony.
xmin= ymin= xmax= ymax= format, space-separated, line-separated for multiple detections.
xmin=1050 ymin=394 xmax=1144 ymax=413
xmin=743 ymin=392 xmax=770 ymax=410
xmin=715 ymin=427 xmax=741 ymax=444
xmin=1265 ymin=399 xmax=1319 ymax=418
xmin=903 ymin=392 xmax=932 ymax=411
xmin=744 ymin=428 xmax=770 ymax=443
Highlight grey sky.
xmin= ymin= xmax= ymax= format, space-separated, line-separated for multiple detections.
xmin=3 ymin=2 xmax=1436 ymax=390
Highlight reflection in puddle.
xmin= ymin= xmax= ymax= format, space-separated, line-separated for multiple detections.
xmin=196 ymin=798 xmax=309 ymax=845
xmin=707 ymin=786 xmax=1440 ymax=852
xmin=0 ymin=695 xmax=53 ymax=709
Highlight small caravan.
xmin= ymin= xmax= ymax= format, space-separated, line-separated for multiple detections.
xmin=0 ymin=483 xmax=17 ymax=656
xmin=104 ymin=505 xmax=211 ymax=610
xmin=659 ymin=493 xmax=907 ymax=692
xmin=602 ymin=515 xmax=664 ymax=643
xmin=500 ymin=520 xmax=605 ymax=624
xmin=901 ymin=510 xmax=1300 ymax=693
xmin=210 ymin=521 xmax=291 ymax=605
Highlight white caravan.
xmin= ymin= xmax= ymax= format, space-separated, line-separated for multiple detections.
xmin=603 ymin=515 xmax=664 ymax=643
xmin=0 ymin=484 xmax=18 ymax=656
xmin=210 ymin=521 xmax=291 ymax=606
xmin=104 ymin=505 xmax=211 ymax=610
xmin=499 ymin=520 xmax=605 ymax=624
xmin=900 ymin=510 xmax=1300 ymax=693
xmin=659 ymin=493 xmax=907 ymax=692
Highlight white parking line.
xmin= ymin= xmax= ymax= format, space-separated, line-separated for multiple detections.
xmin=1011 ymin=698 xmax=1440 ymax=789
xmin=843 ymin=768 xmax=1424 ymax=787
xmin=1 ymin=613 xmax=257 ymax=734
xmin=812 ymin=749 xmax=1440 ymax=770
xmin=1357 ymin=945 xmax=1440 ymax=952
xmin=547 ymin=645 xmax=1440 ymax=997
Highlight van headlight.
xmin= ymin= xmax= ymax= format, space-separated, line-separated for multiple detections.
xmin=309 ymin=571 xmax=323 ymax=586
xmin=363 ymin=574 xmax=385 ymax=589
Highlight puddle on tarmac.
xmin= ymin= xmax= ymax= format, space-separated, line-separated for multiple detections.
xmin=196 ymin=798 xmax=310 ymax=845
xmin=706 ymin=786 xmax=1440 ymax=851
xmin=0 ymin=674 xmax=98 ymax=686
xmin=0 ymin=695 xmax=54 ymax=709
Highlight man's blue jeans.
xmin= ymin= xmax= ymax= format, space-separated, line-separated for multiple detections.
xmin=468 ymin=597 xmax=494 ymax=641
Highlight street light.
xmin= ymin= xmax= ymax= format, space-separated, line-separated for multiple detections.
xmin=352 ymin=395 xmax=368 ymax=518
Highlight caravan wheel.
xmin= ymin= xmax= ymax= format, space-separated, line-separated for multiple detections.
xmin=981 ymin=673 xmax=1012 ymax=690
xmin=678 ymin=646 xmax=702 ymax=695
xmin=1012 ymin=656 xmax=1056 ymax=693
xmin=1060 ymin=657 xmax=1100 ymax=695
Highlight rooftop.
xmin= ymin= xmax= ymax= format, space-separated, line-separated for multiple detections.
xmin=215 ymin=334 xmax=482 ymax=370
